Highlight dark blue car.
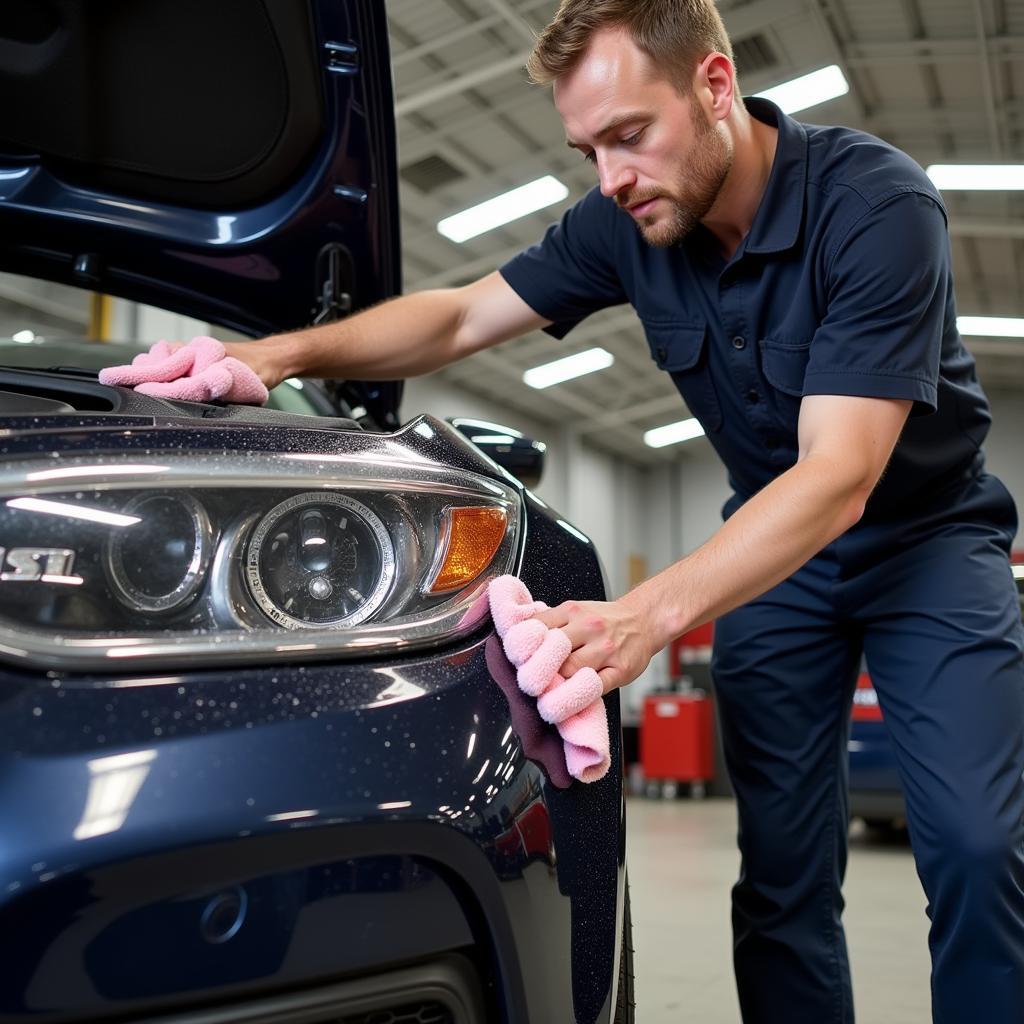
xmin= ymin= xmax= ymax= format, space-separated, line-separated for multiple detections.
xmin=0 ymin=3 xmax=631 ymax=1022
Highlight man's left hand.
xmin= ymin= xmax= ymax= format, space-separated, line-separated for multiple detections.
xmin=532 ymin=597 xmax=657 ymax=694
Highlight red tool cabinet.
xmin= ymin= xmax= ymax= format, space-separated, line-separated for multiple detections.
xmin=640 ymin=692 xmax=715 ymax=796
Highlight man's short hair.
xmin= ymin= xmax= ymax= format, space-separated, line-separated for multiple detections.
xmin=527 ymin=0 xmax=735 ymax=94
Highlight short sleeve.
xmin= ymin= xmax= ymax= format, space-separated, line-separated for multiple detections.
xmin=499 ymin=186 xmax=628 ymax=339
xmin=803 ymin=191 xmax=949 ymax=415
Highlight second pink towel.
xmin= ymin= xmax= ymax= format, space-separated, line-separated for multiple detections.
xmin=488 ymin=575 xmax=611 ymax=784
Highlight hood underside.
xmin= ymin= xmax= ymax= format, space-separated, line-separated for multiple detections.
xmin=0 ymin=0 xmax=401 ymax=336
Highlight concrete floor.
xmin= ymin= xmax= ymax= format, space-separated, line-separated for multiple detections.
xmin=625 ymin=797 xmax=931 ymax=1023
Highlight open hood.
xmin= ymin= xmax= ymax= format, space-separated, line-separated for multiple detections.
xmin=0 ymin=0 xmax=401 ymax=337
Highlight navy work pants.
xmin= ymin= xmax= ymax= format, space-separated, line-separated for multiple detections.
xmin=711 ymin=473 xmax=1024 ymax=1023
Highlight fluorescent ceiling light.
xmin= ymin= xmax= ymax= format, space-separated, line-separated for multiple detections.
xmin=957 ymin=316 xmax=1024 ymax=338
xmin=523 ymin=347 xmax=614 ymax=389
xmin=11 ymin=330 xmax=35 ymax=344
xmin=754 ymin=65 xmax=849 ymax=115
xmin=438 ymin=175 xmax=569 ymax=243
xmin=927 ymin=165 xmax=1024 ymax=191
xmin=644 ymin=418 xmax=706 ymax=448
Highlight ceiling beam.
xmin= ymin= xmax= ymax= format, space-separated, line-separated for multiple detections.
xmin=483 ymin=0 xmax=536 ymax=45
xmin=392 ymin=0 xmax=552 ymax=67
xmin=576 ymin=394 xmax=689 ymax=435
xmin=396 ymin=52 xmax=530 ymax=117
xmin=805 ymin=0 xmax=874 ymax=123
xmin=972 ymin=0 xmax=1005 ymax=158
xmin=846 ymin=35 xmax=1024 ymax=63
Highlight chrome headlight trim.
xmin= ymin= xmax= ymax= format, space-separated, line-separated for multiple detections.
xmin=0 ymin=435 xmax=523 ymax=671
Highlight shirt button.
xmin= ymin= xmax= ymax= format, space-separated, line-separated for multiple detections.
xmin=732 ymin=335 xmax=746 ymax=350
xmin=656 ymin=346 xmax=667 ymax=362
xmin=746 ymin=388 xmax=760 ymax=404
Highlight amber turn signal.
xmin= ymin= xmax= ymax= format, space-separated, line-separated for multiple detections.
xmin=427 ymin=506 xmax=508 ymax=593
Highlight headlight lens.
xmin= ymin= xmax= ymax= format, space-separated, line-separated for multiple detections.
xmin=0 ymin=439 xmax=521 ymax=670
xmin=107 ymin=493 xmax=212 ymax=614
xmin=245 ymin=491 xmax=395 ymax=629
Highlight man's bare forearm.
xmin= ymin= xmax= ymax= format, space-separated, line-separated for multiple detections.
xmin=620 ymin=395 xmax=912 ymax=651
xmin=228 ymin=271 xmax=549 ymax=390
xmin=240 ymin=289 xmax=468 ymax=386
xmin=623 ymin=451 xmax=869 ymax=650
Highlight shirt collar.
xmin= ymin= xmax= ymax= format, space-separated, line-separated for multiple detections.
xmin=741 ymin=97 xmax=809 ymax=255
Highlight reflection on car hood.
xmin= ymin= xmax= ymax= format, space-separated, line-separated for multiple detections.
xmin=0 ymin=0 xmax=399 ymax=338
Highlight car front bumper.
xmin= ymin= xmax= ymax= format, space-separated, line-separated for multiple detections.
xmin=0 ymin=630 xmax=624 ymax=1024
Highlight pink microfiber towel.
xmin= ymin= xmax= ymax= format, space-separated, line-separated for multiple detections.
xmin=487 ymin=575 xmax=611 ymax=784
xmin=484 ymin=636 xmax=572 ymax=790
xmin=98 ymin=336 xmax=269 ymax=405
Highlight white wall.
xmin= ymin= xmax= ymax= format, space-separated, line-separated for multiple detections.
xmin=0 ymin=273 xmax=89 ymax=338
xmin=108 ymin=298 xmax=209 ymax=345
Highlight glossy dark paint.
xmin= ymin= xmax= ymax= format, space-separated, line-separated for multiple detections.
xmin=0 ymin=419 xmax=625 ymax=1024
xmin=449 ymin=419 xmax=547 ymax=491
xmin=0 ymin=0 xmax=403 ymax=425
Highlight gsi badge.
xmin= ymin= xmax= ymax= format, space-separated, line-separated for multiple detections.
xmin=0 ymin=548 xmax=76 ymax=581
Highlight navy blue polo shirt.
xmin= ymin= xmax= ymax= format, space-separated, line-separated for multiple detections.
xmin=500 ymin=98 xmax=992 ymax=521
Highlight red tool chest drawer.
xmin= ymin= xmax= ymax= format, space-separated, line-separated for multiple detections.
xmin=640 ymin=693 xmax=715 ymax=782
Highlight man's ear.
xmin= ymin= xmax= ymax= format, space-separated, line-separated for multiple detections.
xmin=694 ymin=51 xmax=735 ymax=123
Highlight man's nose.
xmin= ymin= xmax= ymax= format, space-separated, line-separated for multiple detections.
xmin=597 ymin=154 xmax=635 ymax=200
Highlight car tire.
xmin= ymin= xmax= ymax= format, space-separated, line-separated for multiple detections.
xmin=614 ymin=875 xmax=635 ymax=1023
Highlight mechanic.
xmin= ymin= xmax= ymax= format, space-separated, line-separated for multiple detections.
xmin=225 ymin=2 xmax=1024 ymax=1020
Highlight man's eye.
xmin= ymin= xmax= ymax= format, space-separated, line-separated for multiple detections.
xmin=583 ymin=151 xmax=597 ymax=164
xmin=622 ymin=132 xmax=643 ymax=147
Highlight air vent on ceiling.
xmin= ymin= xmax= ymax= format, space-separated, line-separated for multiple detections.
xmin=733 ymin=33 xmax=778 ymax=75
xmin=400 ymin=153 xmax=465 ymax=193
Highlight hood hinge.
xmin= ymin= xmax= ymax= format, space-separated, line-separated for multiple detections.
xmin=313 ymin=244 xmax=353 ymax=325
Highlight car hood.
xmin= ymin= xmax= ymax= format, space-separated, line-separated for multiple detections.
xmin=0 ymin=0 xmax=400 ymax=338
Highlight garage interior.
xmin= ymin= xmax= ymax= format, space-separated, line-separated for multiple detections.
xmin=1 ymin=1 xmax=1022 ymax=1022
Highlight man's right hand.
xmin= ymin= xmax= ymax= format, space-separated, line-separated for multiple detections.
xmin=221 ymin=336 xmax=296 ymax=392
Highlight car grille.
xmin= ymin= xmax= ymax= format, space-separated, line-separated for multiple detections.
xmin=125 ymin=956 xmax=483 ymax=1024
xmin=343 ymin=1004 xmax=452 ymax=1023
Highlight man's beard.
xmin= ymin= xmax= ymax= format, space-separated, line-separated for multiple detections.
xmin=623 ymin=103 xmax=733 ymax=248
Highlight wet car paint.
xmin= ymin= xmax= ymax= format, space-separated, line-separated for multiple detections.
xmin=0 ymin=422 xmax=625 ymax=1024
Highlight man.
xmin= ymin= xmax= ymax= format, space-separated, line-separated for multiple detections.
xmin=226 ymin=2 xmax=1024 ymax=1020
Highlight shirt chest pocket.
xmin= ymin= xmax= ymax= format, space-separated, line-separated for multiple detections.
xmin=641 ymin=320 xmax=722 ymax=432
xmin=760 ymin=336 xmax=814 ymax=432
xmin=759 ymin=336 xmax=812 ymax=397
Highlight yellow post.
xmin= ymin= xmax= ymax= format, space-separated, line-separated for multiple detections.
xmin=88 ymin=293 xmax=112 ymax=342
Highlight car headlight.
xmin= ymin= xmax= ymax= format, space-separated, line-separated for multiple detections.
xmin=244 ymin=491 xmax=395 ymax=629
xmin=107 ymin=493 xmax=214 ymax=614
xmin=0 ymin=423 xmax=521 ymax=670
